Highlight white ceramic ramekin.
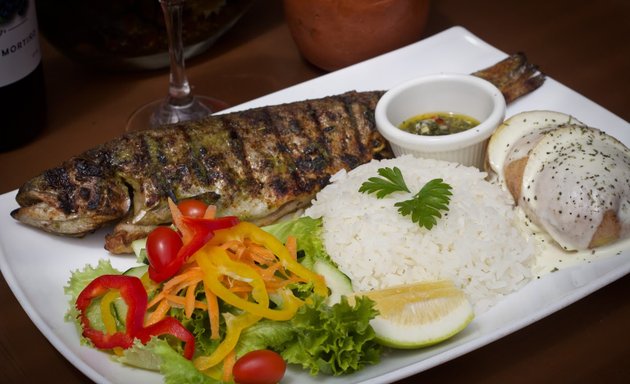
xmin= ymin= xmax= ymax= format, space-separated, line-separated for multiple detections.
xmin=375 ymin=73 xmax=506 ymax=169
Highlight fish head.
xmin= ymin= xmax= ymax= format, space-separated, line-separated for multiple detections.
xmin=11 ymin=157 xmax=130 ymax=237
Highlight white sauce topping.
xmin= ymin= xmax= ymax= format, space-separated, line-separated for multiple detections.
xmin=519 ymin=125 xmax=630 ymax=250
xmin=514 ymin=207 xmax=630 ymax=276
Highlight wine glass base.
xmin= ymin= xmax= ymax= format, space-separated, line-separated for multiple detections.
xmin=126 ymin=95 xmax=229 ymax=132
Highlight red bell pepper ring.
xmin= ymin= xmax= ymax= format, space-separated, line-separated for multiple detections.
xmin=148 ymin=210 xmax=239 ymax=283
xmin=76 ymin=275 xmax=196 ymax=359
xmin=136 ymin=317 xmax=195 ymax=360
xmin=76 ymin=275 xmax=147 ymax=350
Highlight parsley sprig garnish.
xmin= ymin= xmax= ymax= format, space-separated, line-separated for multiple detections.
xmin=358 ymin=167 xmax=410 ymax=198
xmin=394 ymin=178 xmax=452 ymax=229
xmin=359 ymin=167 xmax=452 ymax=230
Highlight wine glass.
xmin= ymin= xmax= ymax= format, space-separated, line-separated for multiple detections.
xmin=126 ymin=0 xmax=227 ymax=131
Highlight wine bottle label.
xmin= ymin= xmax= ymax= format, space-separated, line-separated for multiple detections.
xmin=0 ymin=0 xmax=42 ymax=87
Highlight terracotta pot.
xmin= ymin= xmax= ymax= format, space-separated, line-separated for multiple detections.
xmin=283 ymin=0 xmax=430 ymax=71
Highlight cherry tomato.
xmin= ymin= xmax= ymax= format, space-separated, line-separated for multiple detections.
xmin=146 ymin=226 xmax=183 ymax=282
xmin=177 ymin=199 xmax=208 ymax=218
xmin=233 ymin=350 xmax=286 ymax=384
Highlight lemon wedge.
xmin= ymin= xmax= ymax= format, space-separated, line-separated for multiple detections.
xmin=351 ymin=280 xmax=474 ymax=349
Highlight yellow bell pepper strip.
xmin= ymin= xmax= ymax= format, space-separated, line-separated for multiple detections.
xmin=193 ymin=312 xmax=261 ymax=371
xmin=100 ymin=290 xmax=124 ymax=356
xmin=206 ymin=222 xmax=328 ymax=298
xmin=196 ymin=245 xmax=301 ymax=321
xmin=100 ymin=290 xmax=121 ymax=334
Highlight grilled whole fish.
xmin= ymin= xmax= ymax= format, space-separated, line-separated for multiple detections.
xmin=11 ymin=53 xmax=545 ymax=254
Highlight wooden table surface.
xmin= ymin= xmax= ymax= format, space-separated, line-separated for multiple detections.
xmin=1 ymin=0 xmax=629 ymax=383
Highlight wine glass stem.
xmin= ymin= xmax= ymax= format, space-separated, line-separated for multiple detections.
xmin=161 ymin=0 xmax=193 ymax=107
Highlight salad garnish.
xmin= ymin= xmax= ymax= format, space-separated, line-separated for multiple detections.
xmin=65 ymin=200 xmax=381 ymax=382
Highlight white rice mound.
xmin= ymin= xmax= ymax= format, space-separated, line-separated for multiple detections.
xmin=304 ymin=155 xmax=539 ymax=314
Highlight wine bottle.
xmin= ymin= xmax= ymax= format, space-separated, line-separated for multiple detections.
xmin=0 ymin=0 xmax=46 ymax=152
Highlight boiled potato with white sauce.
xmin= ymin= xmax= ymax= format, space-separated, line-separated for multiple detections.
xmin=486 ymin=110 xmax=630 ymax=251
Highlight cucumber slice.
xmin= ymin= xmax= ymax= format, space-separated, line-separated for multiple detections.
xmin=83 ymin=298 xmax=108 ymax=332
xmin=83 ymin=294 xmax=126 ymax=333
xmin=312 ymin=259 xmax=353 ymax=304
xmin=122 ymin=265 xmax=149 ymax=278
xmin=111 ymin=296 xmax=128 ymax=327
xmin=131 ymin=238 xmax=148 ymax=263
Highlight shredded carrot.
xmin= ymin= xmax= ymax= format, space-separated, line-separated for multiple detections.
xmin=163 ymin=266 xmax=203 ymax=291
xmin=148 ymin=266 xmax=204 ymax=313
xmin=203 ymin=284 xmax=220 ymax=339
xmin=222 ymin=348 xmax=236 ymax=382
xmin=162 ymin=294 xmax=207 ymax=311
xmin=185 ymin=283 xmax=197 ymax=318
xmin=147 ymin=291 xmax=165 ymax=309
xmin=146 ymin=299 xmax=171 ymax=326
xmin=225 ymin=280 xmax=254 ymax=293
xmin=145 ymin=256 xmax=224 ymax=338
xmin=168 ymin=199 xmax=191 ymax=243
xmin=219 ymin=240 xmax=246 ymax=261
xmin=286 ymin=235 xmax=297 ymax=260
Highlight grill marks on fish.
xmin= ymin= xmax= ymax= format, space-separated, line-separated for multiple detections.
xmin=240 ymin=108 xmax=296 ymax=209
xmin=127 ymin=131 xmax=178 ymax=223
xmin=272 ymin=104 xmax=323 ymax=193
xmin=191 ymin=119 xmax=234 ymax=205
xmin=193 ymin=91 xmax=386 ymax=220
xmin=317 ymin=96 xmax=364 ymax=170
xmin=97 ymin=91 xmax=388 ymax=252
xmin=222 ymin=108 xmax=280 ymax=216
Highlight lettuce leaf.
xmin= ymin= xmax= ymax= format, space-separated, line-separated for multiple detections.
xmin=118 ymin=338 xmax=220 ymax=384
xmin=263 ymin=216 xmax=331 ymax=267
xmin=64 ymin=259 xmax=122 ymax=302
xmin=237 ymin=294 xmax=381 ymax=376
xmin=283 ymin=295 xmax=381 ymax=376
xmin=237 ymin=319 xmax=295 ymax=354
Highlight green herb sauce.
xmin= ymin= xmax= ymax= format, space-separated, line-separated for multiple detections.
xmin=399 ymin=112 xmax=480 ymax=136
